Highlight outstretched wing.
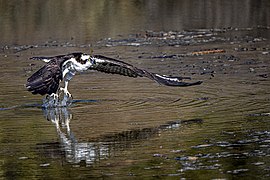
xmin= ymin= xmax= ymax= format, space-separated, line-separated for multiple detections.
xmin=26 ymin=59 xmax=63 ymax=95
xmin=90 ymin=55 xmax=202 ymax=87
xmin=30 ymin=55 xmax=65 ymax=63
xmin=30 ymin=52 xmax=84 ymax=62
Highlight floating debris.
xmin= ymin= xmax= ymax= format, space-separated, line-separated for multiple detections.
xmin=144 ymin=166 xmax=161 ymax=170
xmin=153 ymin=153 xmax=168 ymax=158
xmin=191 ymin=49 xmax=225 ymax=56
xmin=249 ymin=113 xmax=270 ymax=117
xmin=18 ymin=156 xmax=28 ymax=160
xmin=227 ymin=169 xmax=249 ymax=174
xmin=40 ymin=163 xmax=50 ymax=167
xmin=191 ymin=144 xmax=213 ymax=149
xmin=170 ymin=149 xmax=185 ymax=153
xmin=252 ymin=162 xmax=265 ymax=166
xmin=258 ymin=74 xmax=269 ymax=78
xmin=175 ymin=156 xmax=198 ymax=161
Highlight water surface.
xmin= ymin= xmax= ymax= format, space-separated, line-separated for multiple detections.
xmin=0 ymin=1 xmax=270 ymax=179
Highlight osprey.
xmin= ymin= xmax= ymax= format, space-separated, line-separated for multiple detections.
xmin=26 ymin=52 xmax=202 ymax=107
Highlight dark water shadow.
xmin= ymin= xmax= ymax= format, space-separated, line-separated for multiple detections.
xmin=37 ymin=106 xmax=203 ymax=165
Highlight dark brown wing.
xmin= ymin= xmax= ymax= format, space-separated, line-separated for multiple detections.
xmin=26 ymin=60 xmax=63 ymax=95
xmin=26 ymin=53 xmax=85 ymax=95
xmin=89 ymin=55 xmax=141 ymax=77
xmin=90 ymin=55 xmax=202 ymax=87
xmin=30 ymin=52 xmax=83 ymax=62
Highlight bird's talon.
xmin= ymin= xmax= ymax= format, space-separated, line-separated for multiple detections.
xmin=64 ymin=91 xmax=71 ymax=98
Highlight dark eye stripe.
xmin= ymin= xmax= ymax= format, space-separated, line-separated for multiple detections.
xmin=75 ymin=57 xmax=87 ymax=64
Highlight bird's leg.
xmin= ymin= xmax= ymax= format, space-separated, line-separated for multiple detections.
xmin=60 ymin=80 xmax=72 ymax=98
xmin=58 ymin=80 xmax=73 ymax=107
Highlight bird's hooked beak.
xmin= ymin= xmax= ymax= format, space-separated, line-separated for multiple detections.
xmin=88 ymin=57 xmax=96 ymax=65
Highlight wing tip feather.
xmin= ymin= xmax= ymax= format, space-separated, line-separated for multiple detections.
xmin=154 ymin=74 xmax=203 ymax=87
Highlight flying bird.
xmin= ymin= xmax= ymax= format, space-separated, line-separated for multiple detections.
xmin=26 ymin=52 xmax=202 ymax=106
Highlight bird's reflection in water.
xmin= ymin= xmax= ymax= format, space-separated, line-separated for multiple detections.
xmin=42 ymin=107 xmax=111 ymax=164
xmin=41 ymin=107 xmax=203 ymax=165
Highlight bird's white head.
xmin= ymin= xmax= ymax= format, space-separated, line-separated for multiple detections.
xmin=80 ymin=54 xmax=91 ymax=63
xmin=77 ymin=53 xmax=92 ymax=68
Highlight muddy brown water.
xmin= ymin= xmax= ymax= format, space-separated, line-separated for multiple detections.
xmin=1 ymin=1 xmax=270 ymax=179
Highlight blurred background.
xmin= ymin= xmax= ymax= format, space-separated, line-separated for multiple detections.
xmin=1 ymin=0 xmax=269 ymax=45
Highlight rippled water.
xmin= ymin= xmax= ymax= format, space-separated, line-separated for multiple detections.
xmin=1 ymin=1 xmax=270 ymax=179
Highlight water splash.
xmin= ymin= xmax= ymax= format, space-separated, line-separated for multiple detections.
xmin=42 ymin=89 xmax=73 ymax=108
